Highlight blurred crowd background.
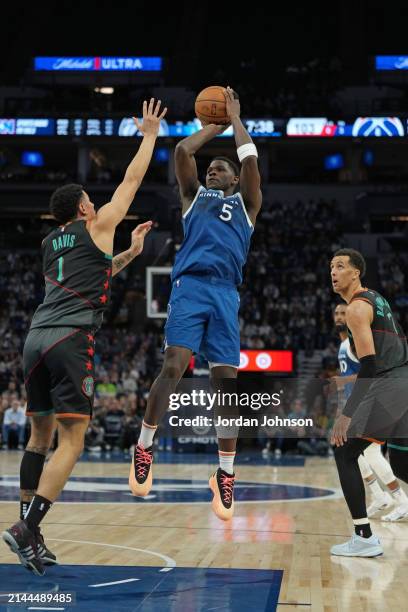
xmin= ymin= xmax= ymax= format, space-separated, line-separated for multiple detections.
xmin=1 ymin=5 xmax=408 ymax=456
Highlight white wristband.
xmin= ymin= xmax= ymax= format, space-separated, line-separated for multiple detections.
xmin=237 ymin=143 xmax=258 ymax=162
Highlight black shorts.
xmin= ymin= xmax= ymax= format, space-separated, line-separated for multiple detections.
xmin=23 ymin=327 xmax=95 ymax=419
xmin=348 ymin=365 xmax=408 ymax=441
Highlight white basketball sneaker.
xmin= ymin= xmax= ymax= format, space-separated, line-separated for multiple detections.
xmin=381 ymin=502 xmax=408 ymax=522
xmin=330 ymin=534 xmax=383 ymax=557
xmin=367 ymin=492 xmax=394 ymax=518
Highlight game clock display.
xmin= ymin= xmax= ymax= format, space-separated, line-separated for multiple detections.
xmin=245 ymin=119 xmax=284 ymax=136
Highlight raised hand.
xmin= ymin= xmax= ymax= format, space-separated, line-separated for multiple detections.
xmin=130 ymin=221 xmax=153 ymax=256
xmin=224 ymin=86 xmax=240 ymax=121
xmin=133 ymin=99 xmax=168 ymax=137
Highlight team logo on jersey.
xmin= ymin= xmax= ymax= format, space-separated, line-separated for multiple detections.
xmin=82 ymin=376 xmax=94 ymax=397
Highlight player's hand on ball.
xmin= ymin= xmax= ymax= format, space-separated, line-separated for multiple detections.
xmin=225 ymin=86 xmax=240 ymax=120
xmin=133 ymin=99 xmax=167 ymax=137
xmin=200 ymin=121 xmax=231 ymax=134
xmin=130 ymin=221 xmax=153 ymax=256
xmin=330 ymin=414 xmax=351 ymax=447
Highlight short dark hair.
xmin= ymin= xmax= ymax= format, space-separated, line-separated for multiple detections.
xmin=334 ymin=248 xmax=366 ymax=278
xmin=212 ymin=156 xmax=240 ymax=177
xmin=50 ymin=183 xmax=84 ymax=224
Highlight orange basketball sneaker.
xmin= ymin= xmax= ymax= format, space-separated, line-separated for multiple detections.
xmin=209 ymin=468 xmax=235 ymax=520
xmin=129 ymin=444 xmax=153 ymax=496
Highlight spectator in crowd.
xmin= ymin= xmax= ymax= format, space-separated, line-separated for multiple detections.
xmin=84 ymin=417 xmax=105 ymax=453
xmin=2 ymin=399 xmax=26 ymax=449
xmin=101 ymin=399 xmax=126 ymax=450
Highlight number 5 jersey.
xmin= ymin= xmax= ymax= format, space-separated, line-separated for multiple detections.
xmin=171 ymin=186 xmax=254 ymax=286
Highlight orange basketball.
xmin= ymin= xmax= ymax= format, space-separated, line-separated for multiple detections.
xmin=195 ymin=85 xmax=228 ymax=125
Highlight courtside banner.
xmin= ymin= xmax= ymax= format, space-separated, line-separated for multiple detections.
xmin=239 ymin=350 xmax=293 ymax=373
xmin=375 ymin=55 xmax=408 ymax=70
xmin=34 ymin=57 xmax=162 ymax=71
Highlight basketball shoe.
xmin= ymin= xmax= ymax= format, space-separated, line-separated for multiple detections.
xmin=382 ymin=501 xmax=408 ymax=522
xmin=34 ymin=527 xmax=57 ymax=565
xmin=2 ymin=520 xmax=44 ymax=576
xmin=330 ymin=534 xmax=383 ymax=557
xmin=209 ymin=468 xmax=235 ymax=521
xmin=367 ymin=492 xmax=394 ymax=518
xmin=129 ymin=443 xmax=153 ymax=496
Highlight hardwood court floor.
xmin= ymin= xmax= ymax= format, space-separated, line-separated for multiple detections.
xmin=0 ymin=451 xmax=407 ymax=611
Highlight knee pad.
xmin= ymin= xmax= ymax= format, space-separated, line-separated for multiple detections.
xmin=364 ymin=443 xmax=395 ymax=485
xmin=358 ymin=454 xmax=373 ymax=479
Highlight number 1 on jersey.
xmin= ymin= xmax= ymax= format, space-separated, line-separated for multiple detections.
xmin=57 ymin=256 xmax=64 ymax=282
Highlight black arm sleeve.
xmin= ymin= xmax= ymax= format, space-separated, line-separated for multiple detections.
xmin=343 ymin=354 xmax=377 ymax=418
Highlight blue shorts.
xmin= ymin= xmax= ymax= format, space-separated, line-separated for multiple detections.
xmin=164 ymin=275 xmax=240 ymax=367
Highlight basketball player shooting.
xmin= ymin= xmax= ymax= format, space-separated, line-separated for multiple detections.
xmin=330 ymin=249 xmax=408 ymax=558
xmin=129 ymin=86 xmax=262 ymax=521
xmin=2 ymin=99 xmax=167 ymax=576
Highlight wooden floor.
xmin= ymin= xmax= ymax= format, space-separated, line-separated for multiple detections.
xmin=0 ymin=452 xmax=407 ymax=611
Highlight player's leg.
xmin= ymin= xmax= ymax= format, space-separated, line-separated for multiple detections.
xmin=364 ymin=443 xmax=408 ymax=520
xmin=331 ymin=438 xmax=383 ymax=557
xmin=129 ymin=345 xmax=192 ymax=496
xmin=2 ymin=329 xmax=56 ymax=574
xmin=6 ymin=416 xmax=88 ymax=576
xmin=204 ymin=284 xmax=241 ymax=520
xmin=141 ymin=346 xmax=192 ymax=431
xmin=8 ymin=328 xmax=94 ymax=573
xmin=382 ymin=439 xmax=408 ymax=521
xmin=208 ymin=364 xmax=239 ymax=521
xmin=29 ymin=417 xmax=89 ymax=503
xmin=358 ymin=444 xmax=394 ymax=517
xmin=130 ymin=276 xmax=208 ymax=496
xmin=20 ymin=415 xmax=58 ymax=566
xmin=20 ymin=415 xmax=55 ymax=520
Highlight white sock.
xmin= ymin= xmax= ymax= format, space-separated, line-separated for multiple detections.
xmin=367 ymin=477 xmax=384 ymax=500
xmin=390 ymin=486 xmax=408 ymax=504
xmin=138 ymin=421 xmax=157 ymax=449
xmin=219 ymin=451 xmax=236 ymax=475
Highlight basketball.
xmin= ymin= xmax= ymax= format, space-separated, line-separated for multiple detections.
xmin=195 ymin=85 xmax=228 ymax=125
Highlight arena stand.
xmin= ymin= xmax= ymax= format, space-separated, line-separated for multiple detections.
xmin=0 ymin=192 xmax=348 ymax=454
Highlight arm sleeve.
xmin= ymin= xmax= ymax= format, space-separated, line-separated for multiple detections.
xmin=343 ymin=354 xmax=377 ymax=418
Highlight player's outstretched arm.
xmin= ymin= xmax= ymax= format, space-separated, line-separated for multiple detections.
xmin=225 ymin=87 xmax=262 ymax=224
xmin=95 ymin=99 xmax=167 ymax=230
xmin=112 ymin=221 xmax=153 ymax=277
xmin=175 ymin=123 xmax=227 ymax=206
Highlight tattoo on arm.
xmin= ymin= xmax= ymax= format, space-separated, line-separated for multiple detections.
xmin=112 ymin=251 xmax=134 ymax=276
xmin=26 ymin=445 xmax=48 ymax=456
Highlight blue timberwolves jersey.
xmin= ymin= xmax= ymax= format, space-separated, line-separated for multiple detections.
xmin=172 ymin=186 xmax=253 ymax=285
xmin=338 ymin=338 xmax=360 ymax=399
